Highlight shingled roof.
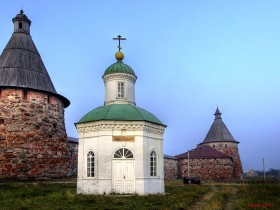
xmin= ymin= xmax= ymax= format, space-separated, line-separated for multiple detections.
xmin=176 ymin=145 xmax=231 ymax=159
xmin=201 ymin=107 xmax=238 ymax=144
xmin=0 ymin=10 xmax=70 ymax=107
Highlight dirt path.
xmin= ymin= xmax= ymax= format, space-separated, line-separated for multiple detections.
xmin=224 ymin=186 xmax=238 ymax=210
xmin=190 ymin=185 xmax=218 ymax=210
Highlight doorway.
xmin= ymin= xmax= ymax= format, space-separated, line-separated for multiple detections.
xmin=112 ymin=148 xmax=135 ymax=194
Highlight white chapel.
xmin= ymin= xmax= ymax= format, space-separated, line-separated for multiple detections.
xmin=75 ymin=36 xmax=166 ymax=195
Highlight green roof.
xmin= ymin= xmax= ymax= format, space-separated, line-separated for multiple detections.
xmin=77 ymin=104 xmax=165 ymax=126
xmin=103 ymin=60 xmax=136 ymax=77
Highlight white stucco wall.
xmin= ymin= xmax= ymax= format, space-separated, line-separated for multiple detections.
xmin=76 ymin=120 xmax=165 ymax=195
xmin=103 ymin=73 xmax=136 ymax=105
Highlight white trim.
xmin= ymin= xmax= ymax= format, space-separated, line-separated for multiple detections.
xmin=103 ymin=73 xmax=136 ymax=83
xmin=77 ymin=121 xmax=165 ymax=134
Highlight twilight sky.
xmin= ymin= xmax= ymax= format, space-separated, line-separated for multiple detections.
xmin=0 ymin=0 xmax=279 ymax=171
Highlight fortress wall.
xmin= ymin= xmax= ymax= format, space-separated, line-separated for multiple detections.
xmin=0 ymin=89 xmax=76 ymax=180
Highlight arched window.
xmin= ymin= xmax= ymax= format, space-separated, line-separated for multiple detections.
xmin=114 ymin=148 xmax=133 ymax=158
xmin=150 ymin=150 xmax=157 ymax=176
xmin=87 ymin=151 xmax=95 ymax=177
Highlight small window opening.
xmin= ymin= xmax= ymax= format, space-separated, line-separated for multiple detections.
xmin=0 ymin=119 xmax=4 ymax=124
xmin=213 ymin=144 xmax=215 ymax=147
xmin=19 ymin=22 xmax=23 ymax=29
xmin=53 ymin=123 xmax=57 ymax=128
xmin=23 ymin=90 xmax=28 ymax=101
xmin=225 ymin=144 xmax=227 ymax=147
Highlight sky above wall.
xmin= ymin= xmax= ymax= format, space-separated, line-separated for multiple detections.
xmin=0 ymin=0 xmax=279 ymax=171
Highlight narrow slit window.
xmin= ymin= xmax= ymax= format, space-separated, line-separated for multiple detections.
xmin=23 ymin=90 xmax=28 ymax=101
xmin=19 ymin=22 xmax=23 ymax=29
xmin=117 ymin=82 xmax=125 ymax=98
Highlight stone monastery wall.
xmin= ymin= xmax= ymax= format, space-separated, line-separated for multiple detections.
xmin=0 ymin=89 xmax=77 ymax=180
xmin=178 ymin=157 xmax=234 ymax=180
xmin=164 ymin=157 xmax=179 ymax=180
xmin=203 ymin=142 xmax=243 ymax=179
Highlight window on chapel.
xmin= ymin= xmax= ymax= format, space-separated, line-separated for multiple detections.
xmin=87 ymin=151 xmax=95 ymax=177
xmin=150 ymin=150 xmax=157 ymax=176
xmin=117 ymin=82 xmax=125 ymax=98
xmin=114 ymin=148 xmax=133 ymax=158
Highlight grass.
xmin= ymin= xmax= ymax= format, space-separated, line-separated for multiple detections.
xmin=234 ymin=184 xmax=280 ymax=210
xmin=0 ymin=181 xmax=279 ymax=210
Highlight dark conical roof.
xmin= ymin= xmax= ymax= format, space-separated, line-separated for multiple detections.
xmin=201 ymin=107 xmax=238 ymax=144
xmin=0 ymin=11 xmax=70 ymax=107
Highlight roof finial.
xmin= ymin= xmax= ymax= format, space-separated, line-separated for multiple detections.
xmin=113 ymin=35 xmax=126 ymax=60
xmin=214 ymin=106 xmax=222 ymax=119
xmin=20 ymin=4 xmax=24 ymax=13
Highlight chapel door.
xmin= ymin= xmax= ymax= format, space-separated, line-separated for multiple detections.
xmin=113 ymin=148 xmax=135 ymax=194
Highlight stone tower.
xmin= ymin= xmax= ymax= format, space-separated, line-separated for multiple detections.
xmin=200 ymin=107 xmax=243 ymax=179
xmin=0 ymin=10 xmax=71 ymax=180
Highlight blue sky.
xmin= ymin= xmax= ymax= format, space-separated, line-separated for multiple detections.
xmin=0 ymin=1 xmax=279 ymax=171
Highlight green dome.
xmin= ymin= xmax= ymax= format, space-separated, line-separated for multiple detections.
xmin=77 ymin=104 xmax=165 ymax=126
xmin=103 ymin=60 xmax=136 ymax=77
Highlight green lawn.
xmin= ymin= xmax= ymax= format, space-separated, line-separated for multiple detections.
xmin=0 ymin=181 xmax=279 ymax=210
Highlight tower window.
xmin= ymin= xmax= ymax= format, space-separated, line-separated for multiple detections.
xmin=23 ymin=90 xmax=28 ymax=101
xmin=117 ymin=82 xmax=125 ymax=98
xmin=19 ymin=22 xmax=23 ymax=29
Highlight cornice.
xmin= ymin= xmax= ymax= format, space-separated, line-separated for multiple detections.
xmin=76 ymin=122 xmax=165 ymax=134
xmin=103 ymin=73 xmax=136 ymax=83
